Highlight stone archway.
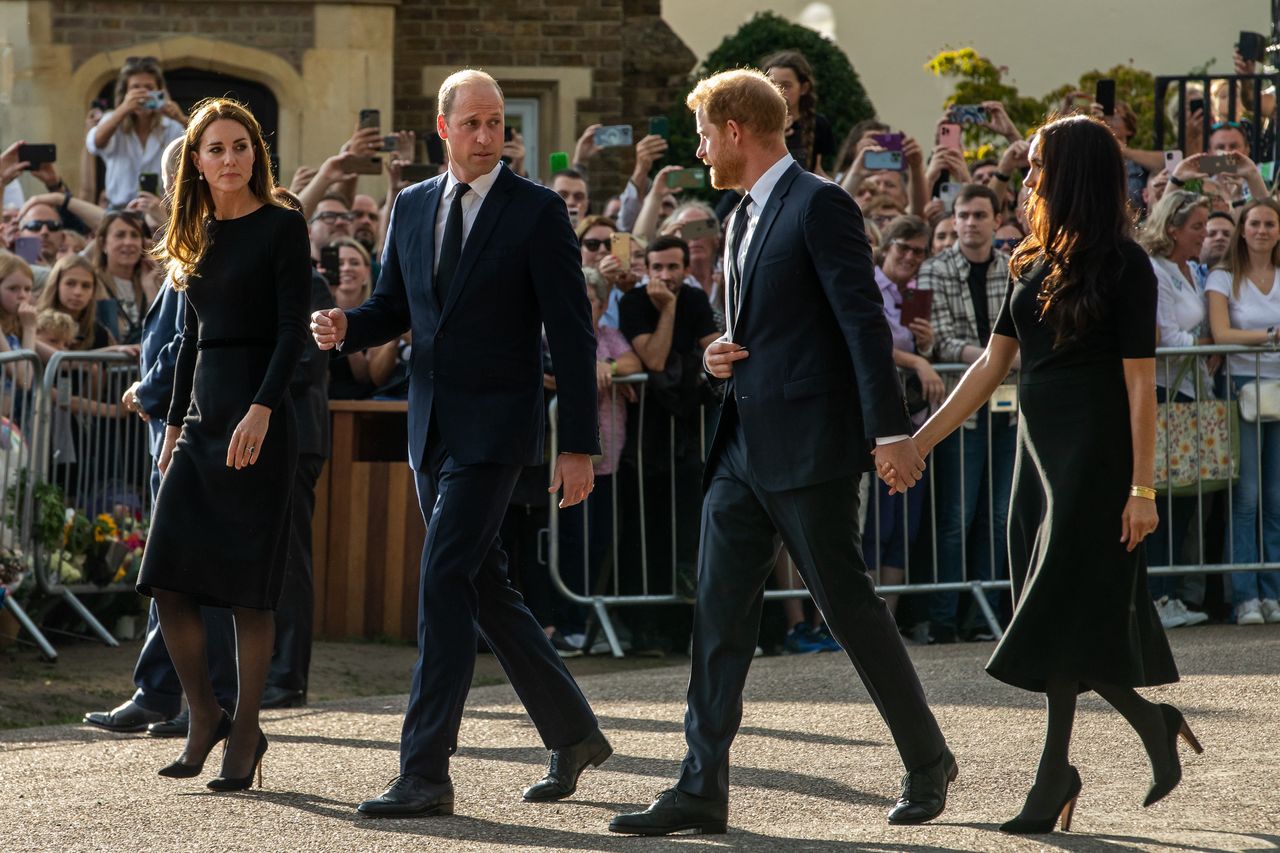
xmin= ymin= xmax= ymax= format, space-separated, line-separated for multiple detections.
xmin=70 ymin=36 xmax=308 ymax=168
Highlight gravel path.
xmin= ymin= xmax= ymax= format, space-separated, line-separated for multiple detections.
xmin=5 ymin=625 xmax=1278 ymax=852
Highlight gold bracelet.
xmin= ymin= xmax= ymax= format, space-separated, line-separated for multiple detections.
xmin=1130 ymin=485 xmax=1157 ymax=501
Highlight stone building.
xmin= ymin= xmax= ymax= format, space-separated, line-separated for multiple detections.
xmin=1 ymin=0 xmax=697 ymax=200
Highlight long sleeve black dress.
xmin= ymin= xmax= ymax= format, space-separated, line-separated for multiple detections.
xmin=984 ymin=239 xmax=1179 ymax=693
xmin=137 ymin=203 xmax=312 ymax=609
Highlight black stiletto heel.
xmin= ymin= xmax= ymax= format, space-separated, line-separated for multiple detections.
xmin=157 ymin=711 xmax=232 ymax=778
xmin=1144 ymin=703 xmax=1203 ymax=807
xmin=207 ymin=730 xmax=268 ymax=791
xmin=999 ymin=766 xmax=1083 ymax=834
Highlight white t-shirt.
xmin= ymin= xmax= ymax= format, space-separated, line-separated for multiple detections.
xmin=86 ymin=111 xmax=186 ymax=208
xmin=1204 ymin=268 xmax=1280 ymax=381
xmin=1151 ymin=256 xmax=1209 ymax=398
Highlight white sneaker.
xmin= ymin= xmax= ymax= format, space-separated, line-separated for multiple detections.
xmin=1261 ymin=599 xmax=1280 ymax=623
xmin=1168 ymin=598 xmax=1209 ymax=627
xmin=1157 ymin=596 xmax=1187 ymax=629
xmin=1237 ymin=599 xmax=1265 ymax=625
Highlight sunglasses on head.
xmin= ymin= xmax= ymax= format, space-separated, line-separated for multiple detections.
xmin=22 ymin=220 xmax=62 ymax=233
xmin=580 ymin=237 xmax=611 ymax=252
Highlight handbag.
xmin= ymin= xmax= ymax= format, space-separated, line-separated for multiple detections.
xmin=1239 ymin=378 xmax=1280 ymax=422
xmin=1155 ymin=356 xmax=1239 ymax=495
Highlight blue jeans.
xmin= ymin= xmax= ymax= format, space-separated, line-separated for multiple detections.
xmin=929 ymin=408 xmax=1016 ymax=631
xmin=1227 ymin=378 xmax=1280 ymax=605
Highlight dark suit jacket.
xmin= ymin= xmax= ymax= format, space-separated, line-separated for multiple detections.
xmin=714 ymin=162 xmax=911 ymax=492
xmin=136 ymin=280 xmax=184 ymax=456
xmin=342 ymin=164 xmax=599 ymax=470
xmin=291 ymin=271 xmax=333 ymax=459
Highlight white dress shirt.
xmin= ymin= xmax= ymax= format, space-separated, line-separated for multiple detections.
xmin=434 ymin=161 xmax=503 ymax=272
xmin=85 ymin=111 xmax=186 ymax=208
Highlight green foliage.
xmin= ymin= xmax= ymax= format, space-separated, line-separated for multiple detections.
xmin=928 ymin=48 xmax=1162 ymax=154
xmin=665 ymin=12 xmax=875 ymax=176
xmin=6 ymin=472 xmax=66 ymax=554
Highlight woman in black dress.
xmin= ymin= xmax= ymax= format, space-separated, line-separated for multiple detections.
xmin=137 ymin=98 xmax=310 ymax=790
xmin=893 ymin=115 xmax=1201 ymax=833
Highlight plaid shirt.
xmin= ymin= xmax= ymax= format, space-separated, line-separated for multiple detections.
xmin=916 ymin=244 xmax=1010 ymax=364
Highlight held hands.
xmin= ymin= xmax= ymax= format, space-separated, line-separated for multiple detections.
xmin=311 ymin=308 xmax=348 ymax=350
xmin=874 ymin=437 xmax=927 ymax=496
xmin=1120 ymin=495 xmax=1158 ymax=552
xmin=227 ymin=403 xmax=271 ymax=470
xmin=703 ymin=338 xmax=749 ymax=380
xmin=550 ymin=451 xmax=594 ymax=509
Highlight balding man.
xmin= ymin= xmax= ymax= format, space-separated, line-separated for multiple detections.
xmin=610 ymin=69 xmax=955 ymax=837
xmin=312 ymin=69 xmax=610 ymax=818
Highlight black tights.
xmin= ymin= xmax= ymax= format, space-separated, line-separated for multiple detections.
xmin=154 ymin=590 xmax=275 ymax=777
xmin=1019 ymin=677 xmax=1167 ymax=817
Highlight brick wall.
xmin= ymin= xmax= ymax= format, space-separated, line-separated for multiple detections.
xmin=50 ymin=0 xmax=315 ymax=69
xmin=395 ymin=0 xmax=695 ymax=202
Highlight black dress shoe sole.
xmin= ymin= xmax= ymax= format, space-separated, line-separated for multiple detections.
xmin=357 ymin=801 xmax=454 ymax=818
xmin=522 ymin=742 xmax=614 ymax=802
xmin=608 ymin=821 xmax=727 ymax=836
xmin=84 ymin=719 xmax=150 ymax=733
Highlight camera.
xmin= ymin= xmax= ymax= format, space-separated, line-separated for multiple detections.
xmin=593 ymin=125 xmax=633 ymax=149
xmin=143 ymin=90 xmax=166 ymax=111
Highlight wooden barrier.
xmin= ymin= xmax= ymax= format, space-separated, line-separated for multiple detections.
xmin=312 ymin=400 xmax=424 ymax=641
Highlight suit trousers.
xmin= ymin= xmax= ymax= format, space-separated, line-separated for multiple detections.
xmin=132 ymin=458 xmax=237 ymax=715
xmin=400 ymin=417 xmax=599 ymax=781
xmin=267 ymin=452 xmax=325 ymax=694
xmin=677 ymin=406 xmax=946 ymax=801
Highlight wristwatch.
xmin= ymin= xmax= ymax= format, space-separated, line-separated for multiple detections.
xmin=1168 ymin=175 xmax=1186 ymax=187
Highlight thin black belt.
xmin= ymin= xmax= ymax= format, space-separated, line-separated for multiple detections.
xmin=197 ymin=337 xmax=275 ymax=350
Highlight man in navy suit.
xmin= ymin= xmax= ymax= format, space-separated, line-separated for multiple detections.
xmin=312 ymin=69 xmax=611 ymax=817
xmin=610 ymin=70 xmax=956 ymax=836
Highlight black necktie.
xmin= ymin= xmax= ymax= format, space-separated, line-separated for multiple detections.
xmin=435 ymin=182 xmax=470 ymax=308
xmin=727 ymin=192 xmax=753 ymax=317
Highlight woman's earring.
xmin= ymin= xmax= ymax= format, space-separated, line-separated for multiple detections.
xmin=198 ymin=172 xmax=205 ymax=181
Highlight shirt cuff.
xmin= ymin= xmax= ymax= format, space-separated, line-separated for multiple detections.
xmin=875 ymin=434 xmax=910 ymax=445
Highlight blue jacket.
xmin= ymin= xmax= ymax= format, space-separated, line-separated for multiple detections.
xmin=135 ymin=280 xmax=184 ymax=457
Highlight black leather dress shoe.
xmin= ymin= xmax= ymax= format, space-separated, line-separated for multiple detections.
xmin=261 ymin=686 xmax=306 ymax=709
xmin=147 ymin=707 xmax=190 ymax=738
xmin=83 ymin=700 xmax=166 ymax=733
xmin=609 ymin=787 xmax=728 ymax=836
xmin=886 ymin=747 xmax=959 ymax=824
xmin=522 ymin=728 xmax=613 ymax=802
xmin=357 ymin=775 xmax=454 ymax=817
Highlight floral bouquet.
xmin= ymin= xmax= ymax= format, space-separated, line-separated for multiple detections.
xmin=0 ymin=546 xmax=26 ymax=597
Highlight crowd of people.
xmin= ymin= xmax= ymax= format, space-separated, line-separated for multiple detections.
xmin=2 ymin=43 xmax=1279 ymax=664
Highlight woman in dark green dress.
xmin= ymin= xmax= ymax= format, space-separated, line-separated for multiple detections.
xmin=893 ymin=115 xmax=1202 ymax=833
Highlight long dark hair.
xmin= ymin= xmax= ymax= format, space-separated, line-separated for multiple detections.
xmin=762 ymin=51 xmax=818 ymax=172
xmin=1010 ymin=114 xmax=1131 ymax=346
xmin=154 ymin=98 xmax=282 ymax=289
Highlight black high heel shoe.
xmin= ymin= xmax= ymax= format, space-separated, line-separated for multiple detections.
xmin=157 ymin=711 xmax=233 ymax=779
xmin=207 ymin=730 xmax=268 ymax=792
xmin=999 ymin=765 xmax=1083 ymax=834
xmin=1144 ymin=703 xmax=1204 ymax=807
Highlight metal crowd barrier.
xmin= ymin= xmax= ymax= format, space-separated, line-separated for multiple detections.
xmin=1154 ymin=73 xmax=1278 ymax=166
xmin=548 ymin=345 xmax=1280 ymax=657
xmin=0 ymin=350 xmax=150 ymax=659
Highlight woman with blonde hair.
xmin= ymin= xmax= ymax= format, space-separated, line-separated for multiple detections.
xmin=135 ymin=97 xmax=311 ymax=792
xmin=36 ymin=254 xmax=113 ymax=355
xmin=1205 ymin=198 xmax=1280 ymax=625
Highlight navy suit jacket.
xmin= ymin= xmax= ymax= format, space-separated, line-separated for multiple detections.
xmin=136 ymin=280 xmax=185 ymax=457
xmin=343 ymin=164 xmax=599 ymax=470
xmin=713 ymin=162 xmax=911 ymax=492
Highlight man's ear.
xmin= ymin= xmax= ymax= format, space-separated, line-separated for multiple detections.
xmin=436 ymin=113 xmax=448 ymax=141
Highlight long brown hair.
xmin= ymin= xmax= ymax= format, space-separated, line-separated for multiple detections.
xmin=154 ymin=98 xmax=282 ymax=289
xmin=0 ymin=250 xmax=34 ymax=338
xmin=37 ymin=254 xmax=111 ymax=350
xmin=113 ymin=57 xmax=168 ymax=138
xmin=93 ymin=209 xmax=152 ymax=321
xmin=1010 ymin=114 xmax=1131 ymax=345
xmin=1216 ymin=198 xmax=1280 ymax=299
xmin=762 ymin=51 xmax=818 ymax=172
